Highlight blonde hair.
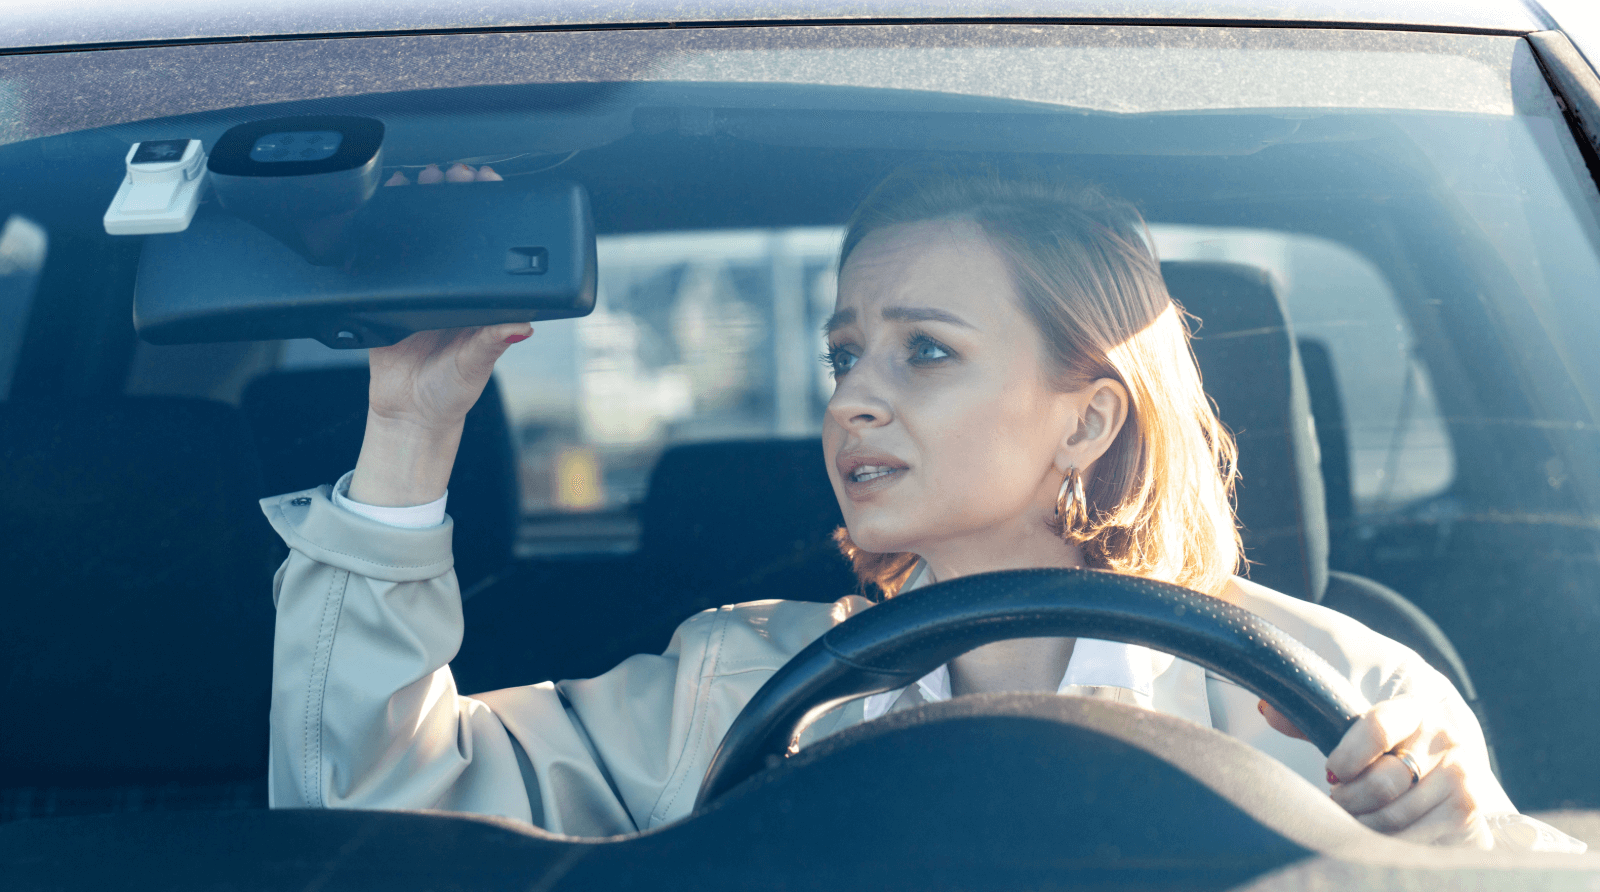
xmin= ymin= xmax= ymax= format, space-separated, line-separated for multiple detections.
xmin=833 ymin=161 xmax=1242 ymax=598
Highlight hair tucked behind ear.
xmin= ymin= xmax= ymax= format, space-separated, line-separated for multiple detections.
xmin=834 ymin=160 xmax=1241 ymax=599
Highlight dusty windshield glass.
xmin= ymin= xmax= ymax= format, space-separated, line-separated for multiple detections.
xmin=3 ymin=24 xmax=1600 ymax=833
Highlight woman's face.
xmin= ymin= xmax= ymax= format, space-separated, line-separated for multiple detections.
xmin=823 ymin=219 xmax=1110 ymax=578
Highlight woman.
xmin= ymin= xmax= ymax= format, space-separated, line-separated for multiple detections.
xmin=263 ymin=165 xmax=1561 ymax=849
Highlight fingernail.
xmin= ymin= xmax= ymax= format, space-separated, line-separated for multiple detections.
xmin=417 ymin=164 xmax=444 ymax=184
xmin=504 ymin=334 xmax=529 ymax=344
xmin=1327 ymin=769 xmax=1340 ymax=785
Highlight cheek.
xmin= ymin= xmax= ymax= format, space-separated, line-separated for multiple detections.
xmin=821 ymin=418 xmax=845 ymax=482
xmin=912 ymin=384 xmax=1054 ymax=504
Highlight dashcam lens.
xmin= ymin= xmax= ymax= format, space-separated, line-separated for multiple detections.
xmin=249 ymin=131 xmax=344 ymax=163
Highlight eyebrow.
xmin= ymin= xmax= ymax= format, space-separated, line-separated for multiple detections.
xmin=823 ymin=306 xmax=975 ymax=334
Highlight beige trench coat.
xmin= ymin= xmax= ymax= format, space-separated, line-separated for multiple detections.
xmin=263 ymin=485 xmax=1485 ymax=838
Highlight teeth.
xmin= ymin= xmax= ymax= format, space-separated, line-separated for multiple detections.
xmin=851 ymin=465 xmax=899 ymax=482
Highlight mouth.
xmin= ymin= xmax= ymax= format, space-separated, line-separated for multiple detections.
xmin=848 ymin=464 xmax=904 ymax=483
xmin=837 ymin=451 xmax=911 ymax=495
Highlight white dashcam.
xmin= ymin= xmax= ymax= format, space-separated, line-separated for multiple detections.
xmin=103 ymin=139 xmax=208 ymax=235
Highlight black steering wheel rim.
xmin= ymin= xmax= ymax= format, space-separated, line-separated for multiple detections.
xmin=695 ymin=567 xmax=1371 ymax=810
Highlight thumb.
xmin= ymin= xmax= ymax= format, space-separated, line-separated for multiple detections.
xmin=458 ymin=322 xmax=533 ymax=379
xmin=1258 ymin=699 xmax=1309 ymax=740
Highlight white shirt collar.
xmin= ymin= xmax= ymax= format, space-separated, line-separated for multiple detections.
xmin=862 ymin=562 xmax=1160 ymax=721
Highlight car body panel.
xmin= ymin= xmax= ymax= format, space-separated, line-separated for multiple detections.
xmin=0 ymin=0 xmax=1560 ymax=55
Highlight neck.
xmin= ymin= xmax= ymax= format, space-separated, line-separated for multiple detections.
xmin=915 ymin=508 xmax=1085 ymax=697
xmin=916 ymin=512 xmax=1086 ymax=585
xmin=947 ymin=636 xmax=1077 ymax=696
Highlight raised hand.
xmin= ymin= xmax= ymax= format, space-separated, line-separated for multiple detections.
xmin=350 ymin=322 xmax=531 ymax=507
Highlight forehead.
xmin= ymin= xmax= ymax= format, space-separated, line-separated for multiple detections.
xmin=835 ymin=219 xmax=1022 ymax=324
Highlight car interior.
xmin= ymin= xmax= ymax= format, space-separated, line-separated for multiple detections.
xmin=0 ymin=144 xmax=1506 ymax=819
xmin=5 ymin=22 xmax=1600 ymax=887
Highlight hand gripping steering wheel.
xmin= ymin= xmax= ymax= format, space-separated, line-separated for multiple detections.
xmin=695 ymin=568 xmax=1371 ymax=810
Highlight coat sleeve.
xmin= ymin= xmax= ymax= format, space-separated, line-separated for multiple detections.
xmin=263 ymin=486 xmax=692 ymax=836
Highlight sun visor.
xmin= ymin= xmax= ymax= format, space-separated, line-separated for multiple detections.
xmin=133 ymin=180 xmax=597 ymax=348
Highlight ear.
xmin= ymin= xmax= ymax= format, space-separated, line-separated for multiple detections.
xmin=1054 ymin=377 xmax=1130 ymax=474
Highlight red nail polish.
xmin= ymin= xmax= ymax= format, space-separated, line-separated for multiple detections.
xmin=1326 ymin=769 xmax=1340 ymax=785
xmin=504 ymin=334 xmax=529 ymax=344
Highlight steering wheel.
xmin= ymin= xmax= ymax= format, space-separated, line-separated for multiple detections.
xmin=695 ymin=567 xmax=1371 ymax=809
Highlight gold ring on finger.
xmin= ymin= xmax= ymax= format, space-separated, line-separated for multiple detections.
xmin=1389 ymin=748 xmax=1422 ymax=787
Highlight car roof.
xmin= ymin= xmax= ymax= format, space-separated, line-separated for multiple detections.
xmin=0 ymin=0 xmax=1561 ymax=55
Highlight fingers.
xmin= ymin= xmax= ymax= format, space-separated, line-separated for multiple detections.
xmin=1333 ymin=750 xmax=1429 ymax=816
xmin=1374 ymin=768 xmax=1492 ymax=849
xmin=1325 ymin=695 xmax=1508 ymax=847
xmin=1351 ymin=757 xmax=1471 ymax=834
xmin=1327 ymin=697 xmax=1425 ymax=786
xmin=384 ymin=163 xmax=503 ymax=186
xmin=1257 ymin=700 xmax=1308 ymax=740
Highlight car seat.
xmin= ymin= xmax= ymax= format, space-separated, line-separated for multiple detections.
xmin=240 ymin=366 xmax=520 ymax=596
xmin=1162 ymin=262 xmax=1480 ymax=709
xmin=1296 ymin=339 xmax=1356 ymax=564
xmin=449 ymin=438 xmax=857 ymax=692
xmin=0 ymin=397 xmax=280 ymax=821
xmin=634 ymin=438 xmax=855 ymax=602
xmin=1295 ymin=337 xmax=1482 ymax=724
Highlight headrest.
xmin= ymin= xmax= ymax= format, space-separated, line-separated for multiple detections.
xmin=1161 ymin=261 xmax=1329 ymax=602
xmin=241 ymin=367 xmax=519 ymax=593
xmin=0 ymin=398 xmax=279 ymax=786
xmin=638 ymin=439 xmax=850 ymax=598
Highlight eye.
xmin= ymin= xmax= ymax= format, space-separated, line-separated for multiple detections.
xmin=822 ymin=344 xmax=858 ymax=377
xmin=906 ymin=333 xmax=953 ymax=366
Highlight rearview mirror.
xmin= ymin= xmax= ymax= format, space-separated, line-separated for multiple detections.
xmin=133 ymin=180 xmax=597 ymax=348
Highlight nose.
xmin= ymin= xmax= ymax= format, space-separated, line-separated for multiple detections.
xmin=826 ymin=359 xmax=895 ymax=430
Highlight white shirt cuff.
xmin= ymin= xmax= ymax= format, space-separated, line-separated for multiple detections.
xmin=331 ymin=469 xmax=448 ymax=529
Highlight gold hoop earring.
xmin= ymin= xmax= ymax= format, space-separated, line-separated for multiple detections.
xmin=1055 ymin=466 xmax=1087 ymax=535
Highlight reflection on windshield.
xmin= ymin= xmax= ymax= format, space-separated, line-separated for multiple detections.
xmin=0 ymin=215 xmax=46 ymax=399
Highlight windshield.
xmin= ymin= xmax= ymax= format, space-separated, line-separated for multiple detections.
xmin=4 ymin=23 xmax=1600 ymax=846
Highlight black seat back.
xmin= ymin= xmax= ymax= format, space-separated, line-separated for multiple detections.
xmin=241 ymin=367 xmax=519 ymax=593
xmin=637 ymin=438 xmax=855 ymax=603
xmin=0 ymin=398 xmax=278 ymax=795
xmin=1161 ymin=261 xmax=1328 ymax=603
xmin=1163 ymin=264 xmax=1480 ymax=711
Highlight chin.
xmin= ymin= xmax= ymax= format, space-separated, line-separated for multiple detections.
xmin=839 ymin=515 xmax=919 ymax=556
